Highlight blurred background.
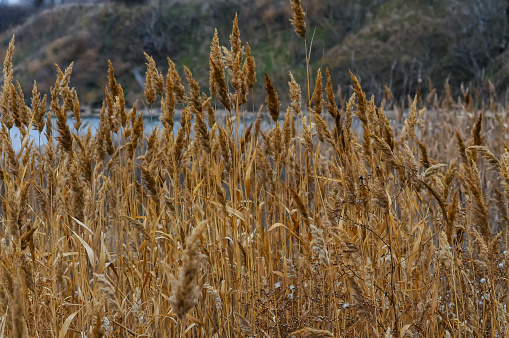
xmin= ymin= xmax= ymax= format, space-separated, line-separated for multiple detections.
xmin=0 ymin=0 xmax=508 ymax=111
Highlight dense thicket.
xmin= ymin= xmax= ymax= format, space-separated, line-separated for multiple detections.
xmin=0 ymin=2 xmax=508 ymax=336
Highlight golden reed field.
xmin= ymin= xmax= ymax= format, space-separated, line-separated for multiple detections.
xmin=0 ymin=1 xmax=508 ymax=336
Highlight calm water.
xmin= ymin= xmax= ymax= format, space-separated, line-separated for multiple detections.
xmin=8 ymin=109 xmax=375 ymax=152
xmin=10 ymin=116 xmax=166 ymax=152
xmin=9 ymin=113 xmax=263 ymax=152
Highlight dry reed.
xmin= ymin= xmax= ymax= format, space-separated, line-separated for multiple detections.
xmin=0 ymin=9 xmax=507 ymax=338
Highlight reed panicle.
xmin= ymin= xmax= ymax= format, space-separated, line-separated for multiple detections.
xmin=456 ymin=130 xmax=469 ymax=165
xmin=324 ymin=68 xmax=339 ymax=119
xmin=218 ymin=126 xmax=232 ymax=173
xmin=203 ymin=93 xmax=216 ymax=128
xmin=210 ymin=57 xmax=231 ymax=112
xmin=282 ymin=108 xmax=293 ymax=154
xmin=72 ymin=89 xmax=82 ymax=131
xmin=170 ymin=222 xmax=205 ymax=320
xmin=209 ymin=29 xmax=223 ymax=98
xmin=311 ymin=69 xmax=322 ymax=115
xmin=243 ymin=43 xmax=256 ymax=90
xmin=468 ymin=145 xmax=500 ymax=171
xmin=472 ymin=112 xmax=484 ymax=146
xmin=195 ymin=97 xmax=211 ymax=154
xmin=290 ymin=328 xmax=334 ymax=337
xmin=0 ymin=36 xmax=15 ymax=129
xmin=289 ymin=0 xmax=306 ymax=38
xmin=203 ymin=283 xmax=223 ymax=313
xmin=265 ymin=73 xmax=280 ymax=122
xmin=350 ymin=71 xmax=367 ymax=125
xmin=229 ymin=14 xmax=241 ymax=63
xmin=184 ymin=66 xmax=201 ymax=115
xmin=52 ymin=64 xmax=74 ymax=154
xmin=289 ymin=72 xmax=302 ymax=116
xmin=463 ymin=160 xmax=491 ymax=242
xmin=167 ymin=57 xmax=185 ymax=103
xmin=313 ymin=110 xmax=333 ymax=145
xmin=32 ymin=82 xmax=47 ymax=133
xmin=144 ymin=53 xmax=157 ymax=106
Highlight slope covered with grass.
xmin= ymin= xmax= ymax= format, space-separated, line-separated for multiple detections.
xmin=2 ymin=0 xmax=506 ymax=109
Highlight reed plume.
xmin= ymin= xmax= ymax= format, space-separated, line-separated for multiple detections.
xmin=289 ymin=0 xmax=306 ymax=38
xmin=265 ymin=73 xmax=280 ymax=122
xmin=170 ymin=222 xmax=206 ymax=320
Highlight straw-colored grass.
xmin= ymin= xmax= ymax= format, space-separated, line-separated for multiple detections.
xmin=0 ymin=3 xmax=508 ymax=337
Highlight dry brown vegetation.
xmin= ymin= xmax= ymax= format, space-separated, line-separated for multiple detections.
xmin=0 ymin=3 xmax=509 ymax=337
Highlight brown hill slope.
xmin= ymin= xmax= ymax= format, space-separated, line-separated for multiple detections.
xmin=1 ymin=0 xmax=507 ymax=109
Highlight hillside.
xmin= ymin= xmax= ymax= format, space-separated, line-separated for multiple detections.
xmin=1 ymin=0 xmax=508 ymax=108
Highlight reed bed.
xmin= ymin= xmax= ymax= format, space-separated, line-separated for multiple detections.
xmin=0 ymin=3 xmax=508 ymax=337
